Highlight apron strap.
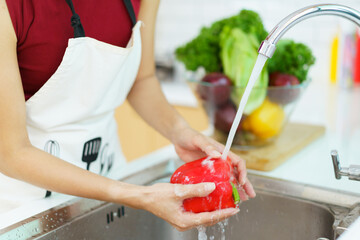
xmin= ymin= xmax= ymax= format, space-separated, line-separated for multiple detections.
xmin=65 ymin=0 xmax=86 ymax=38
xmin=123 ymin=0 xmax=137 ymax=27
xmin=65 ymin=0 xmax=135 ymax=37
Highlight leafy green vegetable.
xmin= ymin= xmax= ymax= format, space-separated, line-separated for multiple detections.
xmin=175 ymin=10 xmax=268 ymax=73
xmin=220 ymin=27 xmax=268 ymax=115
xmin=268 ymin=39 xmax=316 ymax=82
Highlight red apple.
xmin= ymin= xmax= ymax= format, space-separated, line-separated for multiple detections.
xmin=268 ymin=72 xmax=301 ymax=105
xmin=197 ymin=73 xmax=232 ymax=107
xmin=269 ymin=72 xmax=300 ymax=86
xmin=214 ymin=101 xmax=243 ymax=133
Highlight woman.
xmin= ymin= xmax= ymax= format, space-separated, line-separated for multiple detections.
xmin=0 ymin=0 xmax=255 ymax=231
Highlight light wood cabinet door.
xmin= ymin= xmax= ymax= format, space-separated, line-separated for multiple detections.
xmin=115 ymin=101 xmax=209 ymax=162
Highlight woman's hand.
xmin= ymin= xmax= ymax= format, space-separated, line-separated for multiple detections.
xmin=140 ymin=182 xmax=239 ymax=231
xmin=171 ymin=126 xmax=256 ymax=201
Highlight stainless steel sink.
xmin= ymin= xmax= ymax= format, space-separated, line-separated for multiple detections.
xmin=0 ymin=159 xmax=359 ymax=240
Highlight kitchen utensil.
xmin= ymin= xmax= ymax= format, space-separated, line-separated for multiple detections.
xmin=44 ymin=140 xmax=60 ymax=157
xmin=107 ymin=153 xmax=114 ymax=173
xmin=82 ymin=137 xmax=101 ymax=171
xmin=99 ymin=143 xmax=109 ymax=174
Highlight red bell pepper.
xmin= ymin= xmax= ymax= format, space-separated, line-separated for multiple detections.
xmin=170 ymin=156 xmax=240 ymax=213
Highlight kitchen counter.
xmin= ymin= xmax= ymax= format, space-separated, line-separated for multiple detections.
xmin=1 ymin=79 xmax=359 ymax=231
xmin=262 ymin=79 xmax=360 ymax=194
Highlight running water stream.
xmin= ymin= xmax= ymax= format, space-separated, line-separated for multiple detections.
xmin=196 ymin=219 xmax=229 ymax=240
xmin=221 ymin=54 xmax=269 ymax=160
xmin=197 ymin=226 xmax=207 ymax=240
xmin=197 ymin=54 xmax=268 ymax=240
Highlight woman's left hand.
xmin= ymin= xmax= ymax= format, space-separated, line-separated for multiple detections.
xmin=171 ymin=126 xmax=256 ymax=201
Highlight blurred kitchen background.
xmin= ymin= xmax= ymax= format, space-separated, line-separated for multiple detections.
xmin=153 ymin=0 xmax=360 ymax=165
xmin=154 ymin=0 xmax=360 ymax=80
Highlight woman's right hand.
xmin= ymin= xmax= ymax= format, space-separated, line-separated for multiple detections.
xmin=138 ymin=182 xmax=240 ymax=231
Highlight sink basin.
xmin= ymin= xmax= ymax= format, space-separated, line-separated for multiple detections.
xmin=27 ymin=191 xmax=334 ymax=240
xmin=0 ymin=159 xmax=359 ymax=240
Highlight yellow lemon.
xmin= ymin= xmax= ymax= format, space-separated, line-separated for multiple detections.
xmin=242 ymin=99 xmax=285 ymax=139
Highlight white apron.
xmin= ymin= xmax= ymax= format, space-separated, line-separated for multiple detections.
xmin=0 ymin=1 xmax=142 ymax=213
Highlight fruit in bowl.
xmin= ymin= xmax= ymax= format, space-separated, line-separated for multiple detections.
xmin=241 ymin=98 xmax=285 ymax=140
xmin=197 ymin=72 xmax=232 ymax=107
xmin=193 ymin=76 xmax=309 ymax=148
xmin=175 ymin=9 xmax=315 ymax=148
xmin=267 ymin=72 xmax=302 ymax=104
xmin=214 ymin=101 xmax=243 ymax=133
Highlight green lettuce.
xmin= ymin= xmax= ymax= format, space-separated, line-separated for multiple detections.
xmin=268 ymin=39 xmax=315 ymax=82
xmin=175 ymin=10 xmax=268 ymax=73
xmin=220 ymin=27 xmax=268 ymax=115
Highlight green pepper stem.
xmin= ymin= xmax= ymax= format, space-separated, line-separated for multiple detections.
xmin=230 ymin=182 xmax=240 ymax=204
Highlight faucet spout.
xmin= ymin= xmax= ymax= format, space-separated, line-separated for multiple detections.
xmin=258 ymin=4 xmax=360 ymax=58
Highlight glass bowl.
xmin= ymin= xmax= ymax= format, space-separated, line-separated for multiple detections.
xmin=189 ymin=79 xmax=310 ymax=149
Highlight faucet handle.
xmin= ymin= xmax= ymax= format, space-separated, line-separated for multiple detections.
xmin=331 ymin=150 xmax=360 ymax=181
xmin=331 ymin=150 xmax=344 ymax=179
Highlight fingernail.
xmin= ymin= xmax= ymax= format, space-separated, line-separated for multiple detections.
xmin=204 ymin=182 xmax=216 ymax=191
xmin=240 ymin=175 xmax=246 ymax=185
xmin=210 ymin=150 xmax=221 ymax=158
xmin=241 ymin=178 xmax=246 ymax=185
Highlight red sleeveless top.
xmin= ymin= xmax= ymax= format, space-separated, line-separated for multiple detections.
xmin=6 ymin=0 xmax=140 ymax=100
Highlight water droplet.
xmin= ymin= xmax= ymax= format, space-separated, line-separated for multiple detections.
xmin=197 ymin=226 xmax=207 ymax=240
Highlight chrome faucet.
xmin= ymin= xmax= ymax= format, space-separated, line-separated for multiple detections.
xmin=331 ymin=150 xmax=360 ymax=181
xmin=258 ymin=4 xmax=360 ymax=58
xmin=258 ymin=4 xmax=360 ymax=181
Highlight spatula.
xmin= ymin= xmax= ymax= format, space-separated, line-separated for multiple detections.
xmin=82 ymin=137 xmax=102 ymax=170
